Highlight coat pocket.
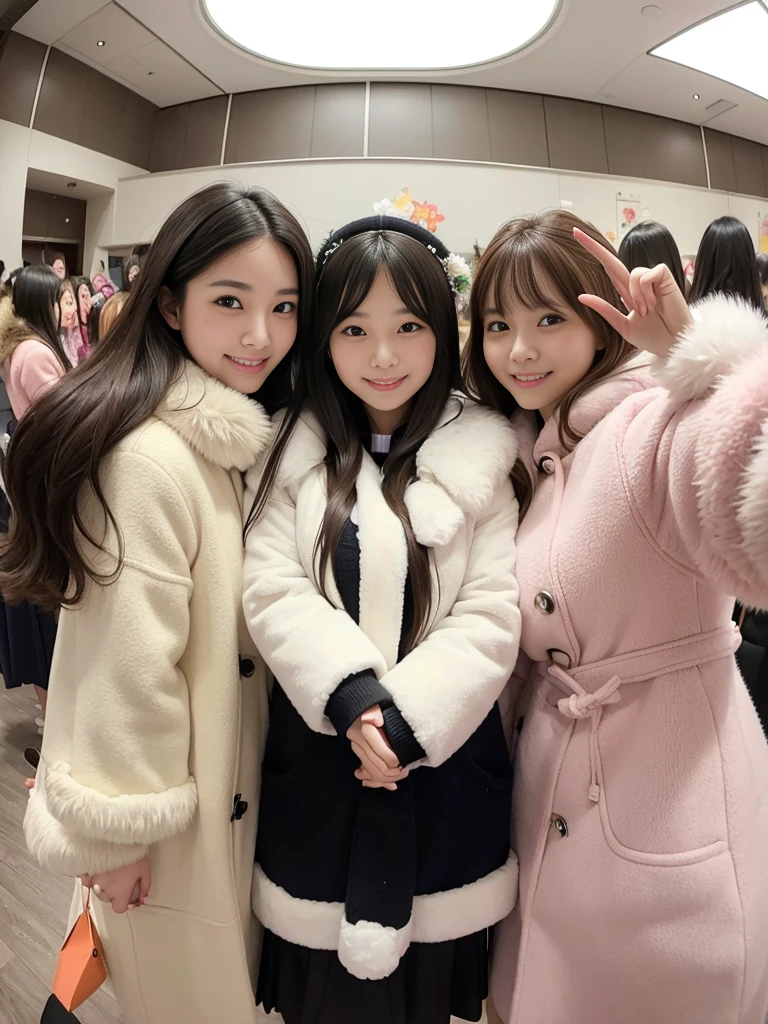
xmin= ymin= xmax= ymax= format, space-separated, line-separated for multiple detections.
xmin=594 ymin=670 xmax=729 ymax=864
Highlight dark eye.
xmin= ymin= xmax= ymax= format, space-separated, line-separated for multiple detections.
xmin=274 ymin=301 xmax=296 ymax=314
xmin=398 ymin=321 xmax=422 ymax=334
xmin=486 ymin=321 xmax=510 ymax=333
xmin=538 ymin=314 xmax=564 ymax=327
xmin=342 ymin=325 xmax=366 ymax=337
xmin=215 ymin=295 xmax=242 ymax=310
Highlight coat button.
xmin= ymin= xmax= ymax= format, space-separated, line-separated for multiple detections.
xmin=239 ymin=657 xmax=255 ymax=678
xmin=539 ymin=457 xmax=555 ymax=475
xmin=547 ymin=649 xmax=572 ymax=668
xmin=231 ymin=794 xmax=249 ymax=821
xmin=551 ymin=814 xmax=569 ymax=838
xmin=534 ymin=591 xmax=556 ymax=614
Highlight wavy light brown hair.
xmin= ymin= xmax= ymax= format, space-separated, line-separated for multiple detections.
xmin=463 ymin=210 xmax=634 ymax=515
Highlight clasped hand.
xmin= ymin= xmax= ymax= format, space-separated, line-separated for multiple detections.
xmin=347 ymin=705 xmax=409 ymax=790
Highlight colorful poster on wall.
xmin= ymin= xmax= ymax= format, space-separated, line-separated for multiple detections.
xmin=617 ymin=195 xmax=642 ymax=244
xmin=759 ymin=214 xmax=768 ymax=255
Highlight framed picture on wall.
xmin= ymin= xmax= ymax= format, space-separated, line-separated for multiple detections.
xmin=617 ymin=195 xmax=642 ymax=244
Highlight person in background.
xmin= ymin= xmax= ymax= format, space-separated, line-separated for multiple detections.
xmin=687 ymin=217 xmax=767 ymax=731
xmin=94 ymin=291 xmax=128 ymax=346
xmin=71 ymin=276 xmax=93 ymax=352
xmin=756 ymin=253 xmax=768 ymax=311
xmin=123 ymin=254 xmax=143 ymax=292
xmin=618 ymin=220 xmax=687 ymax=295
xmin=50 ymin=253 xmax=68 ymax=281
xmin=0 ymin=266 xmax=70 ymax=732
xmin=58 ymin=279 xmax=89 ymax=366
xmin=0 ymin=261 xmax=5 ymax=286
xmin=689 ymin=215 xmax=764 ymax=310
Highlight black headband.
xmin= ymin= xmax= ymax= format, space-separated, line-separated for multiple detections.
xmin=316 ymin=215 xmax=452 ymax=276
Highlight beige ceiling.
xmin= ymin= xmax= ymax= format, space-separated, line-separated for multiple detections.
xmin=15 ymin=0 xmax=768 ymax=145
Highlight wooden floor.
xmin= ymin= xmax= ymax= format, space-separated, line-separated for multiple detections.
xmin=0 ymin=685 xmax=124 ymax=1024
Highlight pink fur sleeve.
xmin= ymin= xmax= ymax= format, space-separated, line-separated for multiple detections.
xmin=621 ymin=296 xmax=768 ymax=607
xmin=9 ymin=340 xmax=64 ymax=417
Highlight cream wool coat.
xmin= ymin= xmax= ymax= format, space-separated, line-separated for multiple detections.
xmin=24 ymin=363 xmax=272 ymax=1024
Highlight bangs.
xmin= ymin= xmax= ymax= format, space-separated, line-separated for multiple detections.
xmin=491 ymin=245 xmax=569 ymax=316
xmin=329 ymin=234 xmax=437 ymax=331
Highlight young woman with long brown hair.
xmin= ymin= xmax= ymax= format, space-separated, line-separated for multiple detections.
xmin=0 ymin=182 xmax=314 ymax=1024
xmin=463 ymin=210 xmax=768 ymax=1024
xmin=243 ymin=215 xmax=522 ymax=1024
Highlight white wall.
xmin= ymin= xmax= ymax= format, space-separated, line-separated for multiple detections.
xmin=111 ymin=158 xmax=768 ymax=259
xmin=0 ymin=117 xmax=147 ymax=276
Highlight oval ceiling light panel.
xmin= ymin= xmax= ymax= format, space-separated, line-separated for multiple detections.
xmin=651 ymin=2 xmax=768 ymax=102
xmin=202 ymin=0 xmax=561 ymax=70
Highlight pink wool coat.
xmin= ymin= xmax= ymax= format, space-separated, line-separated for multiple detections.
xmin=491 ymin=296 xmax=768 ymax=1024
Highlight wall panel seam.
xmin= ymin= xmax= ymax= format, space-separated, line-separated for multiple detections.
xmin=220 ymin=93 xmax=232 ymax=165
xmin=29 ymin=44 xmax=50 ymax=129
xmin=363 ymin=81 xmax=370 ymax=158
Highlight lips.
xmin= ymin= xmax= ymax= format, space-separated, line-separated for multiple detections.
xmin=226 ymin=354 xmax=268 ymax=375
xmin=510 ymin=371 xmax=552 ymax=389
xmin=364 ymin=377 xmax=407 ymax=392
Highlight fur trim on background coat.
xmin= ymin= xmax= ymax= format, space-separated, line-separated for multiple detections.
xmin=24 ymin=362 xmax=273 ymax=1024
xmin=492 ymin=295 xmax=768 ymax=1024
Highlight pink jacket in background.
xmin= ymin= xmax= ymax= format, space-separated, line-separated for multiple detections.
xmin=492 ymin=296 xmax=768 ymax=1024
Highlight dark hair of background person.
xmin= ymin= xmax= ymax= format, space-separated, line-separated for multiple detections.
xmin=11 ymin=265 xmax=70 ymax=370
xmin=87 ymin=296 xmax=103 ymax=346
xmin=0 ymin=182 xmax=314 ymax=610
xmin=756 ymin=253 xmax=768 ymax=296
xmin=688 ymin=216 xmax=763 ymax=310
xmin=618 ymin=220 xmax=687 ymax=295
xmin=131 ymin=243 xmax=151 ymax=258
xmin=71 ymin=276 xmax=93 ymax=328
xmin=463 ymin=210 xmax=635 ymax=518
xmin=248 ymin=224 xmax=463 ymax=652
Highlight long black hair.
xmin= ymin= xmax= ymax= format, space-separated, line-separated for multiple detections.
xmin=618 ymin=220 xmax=687 ymax=294
xmin=12 ymin=265 xmax=69 ymax=369
xmin=689 ymin=216 xmax=763 ymax=309
xmin=249 ymin=216 xmax=463 ymax=650
xmin=0 ymin=182 xmax=314 ymax=609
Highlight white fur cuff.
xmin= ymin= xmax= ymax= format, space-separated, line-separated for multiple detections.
xmin=655 ymin=295 xmax=768 ymax=403
xmin=24 ymin=784 xmax=149 ymax=876
xmin=738 ymin=420 xmax=768 ymax=571
xmin=45 ymin=762 xmax=198 ymax=846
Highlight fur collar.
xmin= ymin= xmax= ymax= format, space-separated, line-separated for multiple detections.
xmin=154 ymin=361 xmax=273 ymax=471
xmin=273 ymin=394 xmax=520 ymax=546
xmin=654 ymin=294 xmax=768 ymax=404
xmin=0 ymin=293 xmax=43 ymax=366
xmin=532 ymin=355 xmax=653 ymax=463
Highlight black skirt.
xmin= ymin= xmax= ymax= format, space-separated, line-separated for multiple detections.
xmin=257 ymin=927 xmax=489 ymax=1024
xmin=0 ymin=487 xmax=57 ymax=691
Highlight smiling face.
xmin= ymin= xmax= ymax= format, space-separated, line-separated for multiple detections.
xmin=58 ymin=284 xmax=78 ymax=329
xmin=158 ymin=237 xmax=299 ymax=394
xmin=77 ymin=283 xmax=91 ymax=322
xmin=52 ymin=258 xmax=66 ymax=280
xmin=482 ymin=270 xmax=604 ymax=421
xmin=329 ymin=268 xmax=437 ymax=434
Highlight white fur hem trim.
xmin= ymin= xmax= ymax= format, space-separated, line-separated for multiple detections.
xmin=338 ymin=915 xmax=414 ymax=981
xmin=45 ymin=761 xmax=198 ymax=846
xmin=654 ymin=295 xmax=768 ymax=403
xmin=252 ymin=852 xmax=518 ymax=958
xmin=738 ymin=420 xmax=768 ymax=571
xmin=24 ymin=784 xmax=148 ymax=876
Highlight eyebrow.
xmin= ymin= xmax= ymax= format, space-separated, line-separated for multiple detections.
xmin=346 ymin=306 xmax=413 ymax=319
xmin=207 ymin=281 xmax=299 ymax=296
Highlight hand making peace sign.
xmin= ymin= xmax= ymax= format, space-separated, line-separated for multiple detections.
xmin=574 ymin=227 xmax=694 ymax=358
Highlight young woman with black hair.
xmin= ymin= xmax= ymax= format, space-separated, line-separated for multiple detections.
xmin=0 ymin=182 xmax=314 ymax=1024
xmin=618 ymin=219 xmax=687 ymax=294
xmin=243 ymin=216 xmax=522 ymax=1024
xmin=689 ymin=215 xmax=764 ymax=310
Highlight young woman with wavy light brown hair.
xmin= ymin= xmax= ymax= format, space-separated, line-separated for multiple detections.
xmin=465 ymin=210 xmax=768 ymax=1024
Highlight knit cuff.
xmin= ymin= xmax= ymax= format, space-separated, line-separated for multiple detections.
xmin=325 ymin=671 xmax=392 ymax=737
xmin=381 ymin=705 xmax=426 ymax=768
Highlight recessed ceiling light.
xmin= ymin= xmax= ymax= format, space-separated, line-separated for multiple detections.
xmin=693 ymin=93 xmax=700 ymax=100
xmin=652 ymin=2 xmax=768 ymax=101
xmin=96 ymin=39 xmax=105 ymax=46
xmin=202 ymin=0 xmax=561 ymax=70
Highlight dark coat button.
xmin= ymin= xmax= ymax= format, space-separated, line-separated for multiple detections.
xmin=535 ymin=591 xmax=556 ymax=614
xmin=239 ymin=657 xmax=255 ymax=678
xmin=231 ymin=794 xmax=249 ymax=821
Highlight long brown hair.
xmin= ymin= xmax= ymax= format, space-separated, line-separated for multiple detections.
xmin=0 ymin=182 xmax=313 ymax=610
xmin=463 ymin=210 xmax=634 ymax=515
xmin=248 ymin=228 xmax=463 ymax=652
